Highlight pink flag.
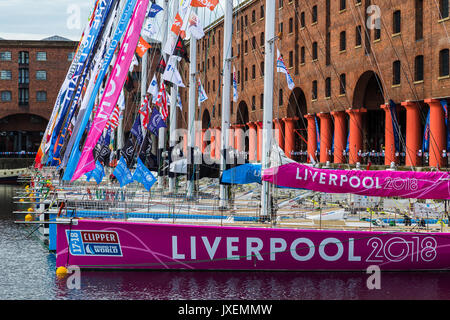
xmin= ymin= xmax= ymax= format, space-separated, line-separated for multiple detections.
xmin=71 ymin=0 xmax=150 ymax=181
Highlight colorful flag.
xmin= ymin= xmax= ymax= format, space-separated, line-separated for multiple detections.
xmin=142 ymin=18 xmax=159 ymax=39
xmin=136 ymin=36 xmax=151 ymax=57
xmin=155 ymin=82 xmax=168 ymax=120
xmin=113 ymin=156 xmax=133 ymax=187
xmin=91 ymin=160 xmax=105 ymax=184
xmin=156 ymin=56 xmax=167 ymax=73
xmin=198 ymin=77 xmax=208 ymax=104
xmin=423 ymin=109 xmax=430 ymax=153
xmin=232 ymin=65 xmax=238 ymax=103
xmin=139 ymin=95 xmax=150 ymax=129
xmin=71 ymin=0 xmax=150 ymax=182
xmin=163 ymin=56 xmax=185 ymax=87
xmin=129 ymin=53 xmax=139 ymax=72
xmin=131 ymin=116 xmax=143 ymax=145
xmin=171 ymin=13 xmax=183 ymax=36
xmin=441 ymin=99 xmax=450 ymax=150
xmin=133 ymin=158 xmax=157 ymax=191
xmin=147 ymin=74 xmax=159 ymax=103
xmin=191 ymin=0 xmax=219 ymax=11
xmin=276 ymin=49 xmax=295 ymax=90
xmin=148 ymin=107 xmax=167 ymax=136
xmin=147 ymin=2 xmax=163 ymax=18
xmin=173 ymin=36 xmax=190 ymax=63
xmin=187 ymin=11 xmax=205 ymax=39
xmin=177 ymin=92 xmax=183 ymax=110
xmin=163 ymin=33 xmax=178 ymax=56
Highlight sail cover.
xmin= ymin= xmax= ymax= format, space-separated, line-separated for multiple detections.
xmin=263 ymin=163 xmax=450 ymax=200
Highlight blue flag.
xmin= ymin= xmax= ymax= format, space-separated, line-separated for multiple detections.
xmin=221 ymin=163 xmax=261 ymax=184
xmin=147 ymin=3 xmax=163 ymax=18
xmin=131 ymin=116 xmax=143 ymax=145
xmin=113 ymin=156 xmax=133 ymax=187
xmin=315 ymin=116 xmax=320 ymax=152
xmin=389 ymin=100 xmax=400 ymax=152
xmin=441 ymin=99 xmax=450 ymax=151
xmin=423 ymin=109 xmax=430 ymax=153
xmin=148 ymin=107 xmax=167 ymax=136
xmin=132 ymin=158 xmax=157 ymax=191
xmin=91 ymin=160 xmax=105 ymax=185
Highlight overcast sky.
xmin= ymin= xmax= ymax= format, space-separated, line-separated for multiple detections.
xmin=0 ymin=0 xmax=232 ymax=41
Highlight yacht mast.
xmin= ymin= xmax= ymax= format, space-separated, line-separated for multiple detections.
xmin=219 ymin=0 xmax=233 ymax=208
xmin=168 ymin=0 xmax=179 ymax=193
xmin=158 ymin=0 xmax=170 ymax=188
xmin=260 ymin=0 xmax=276 ymax=218
xmin=186 ymin=7 xmax=198 ymax=199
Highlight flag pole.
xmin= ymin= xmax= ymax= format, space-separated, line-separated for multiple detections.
xmin=158 ymin=0 xmax=170 ymax=189
xmin=187 ymin=6 xmax=198 ymax=199
xmin=219 ymin=0 xmax=233 ymax=209
xmin=169 ymin=0 xmax=180 ymax=193
xmin=260 ymin=0 xmax=276 ymax=219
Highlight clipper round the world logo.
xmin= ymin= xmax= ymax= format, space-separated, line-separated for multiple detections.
xmin=66 ymin=230 xmax=123 ymax=257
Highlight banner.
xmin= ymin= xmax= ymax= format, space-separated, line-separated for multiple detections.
xmin=136 ymin=36 xmax=151 ymax=57
xmin=262 ymin=162 xmax=450 ymax=200
xmin=63 ymin=0 xmax=138 ymax=180
xmin=191 ymin=0 xmax=219 ymax=11
xmin=71 ymin=0 xmax=150 ymax=181
xmin=148 ymin=107 xmax=167 ymax=136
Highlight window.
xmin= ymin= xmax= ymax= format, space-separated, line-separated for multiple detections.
xmin=301 ymin=46 xmax=305 ymax=64
xmin=0 ymin=70 xmax=12 ymax=80
xmin=245 ymin=15 xmax=248 ymax=27
xmin=19 ymin=68 xmax=29 ymax=84
xmin=312 ymin=5 xmax=318 ymax=23
xmin=289 ymin=18 xmax=293 ymax=33
xmin=252 ymin=96 xmax=256 ymax=110
xmin=252 ymin=10 xmax=256 ymax=23
xmin=1 ymin=91 xmax=11 ymax=102
xmin=260 ymin=61 xmax=264 ymax=76
xmin=19 ymin=88 xmax=29 ymax=105
xmin=393 ymin=60 xmax=401 ymax=85
xmin=36 ymin=91 xmax=47 ymax=102
xmin=260 ymin=93 xmax=264 ymax=109
xmin=356 ymin=25 xmax=362 ymax=46
xmin=279 ymin=0 xmax=284 ymax=8
xmin=340 ymin=74 xmax=346 ymax=94
xmin=440 ymin=0 xmax=449 ymax=19
xmin=0 ymin=51 xmax=11 ymax=61
xmin=212 ymin=56 xmax=215 ymax=67
xmin=393 ymin=10 xmax=401 ymax=34
xmin=279 ymin=22 xmax=283 ymax=34
xmin=279 ymin=88 xmax=283 ymax=105
xmin=260 ymin=32 xmax=265 ymax=46
xmin=374 ymin=26 xmax=381 ymax=40
xmin=325 ymin=77 xmax=331 ymax=98
xmin=440 ymin=49 xmax=449 ymax=77
xmin=252 ymin=36 xmax=256 ymax=50
xmin=213 ymin=80 xmax=215 ymax=91
xmin=312 ymin=81 xmax=317 ymax=100
xmin=18 ymin=51 xmax=29 ymax=64
xmin=415 ymin=0 xmax=423 ymax=40
xmin=245 ymin=67 xmax=248 ymax=81
xmin=289 ymin=51 xmax=293 ymax=68
xmin=340 ymin=31 xmax=346 ymax=51
xmin=36 ymin=52 xmax=47 ymax=61
xmin=340 ymin=0 xmax=346 ymax=11
xmin=356 ymin=0 xmax=362 ymax=4
xmin=414 ymin=55 xmax=424 ymax=82
xmin=260 ymin=5 xmax=264 ymax=19
xmin=252 ymin=65 xmax=256 ymax=79
xmin=36 ymin=70 xmax=47 ymax=80
xmin=245 ymin=40 xmax=248 ymax=54
xmin=312 ymin=42 xmax=318 ymax=60
xmin=300 ymin=12 xmax=305 ymax=28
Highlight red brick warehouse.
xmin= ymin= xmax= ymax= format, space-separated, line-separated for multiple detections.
xmin=0 ymin=37 xmax=77 ymax=154
xmin=177 ymin=0 xmax=450 ymax=168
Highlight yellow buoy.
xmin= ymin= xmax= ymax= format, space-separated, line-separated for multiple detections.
xmin=19 ymin=198 xmax=24 ymax=202
xmin=24 ymin=214 xmax=33 ymax=221
xmin=56 ymin=266 xmax=68 ymax=277
xmin=27 ymin=207 xmax=34 ymax=212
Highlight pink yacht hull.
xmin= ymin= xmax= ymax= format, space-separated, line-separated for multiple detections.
xmin=56 ymin=219 xmax=450 ymax=271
